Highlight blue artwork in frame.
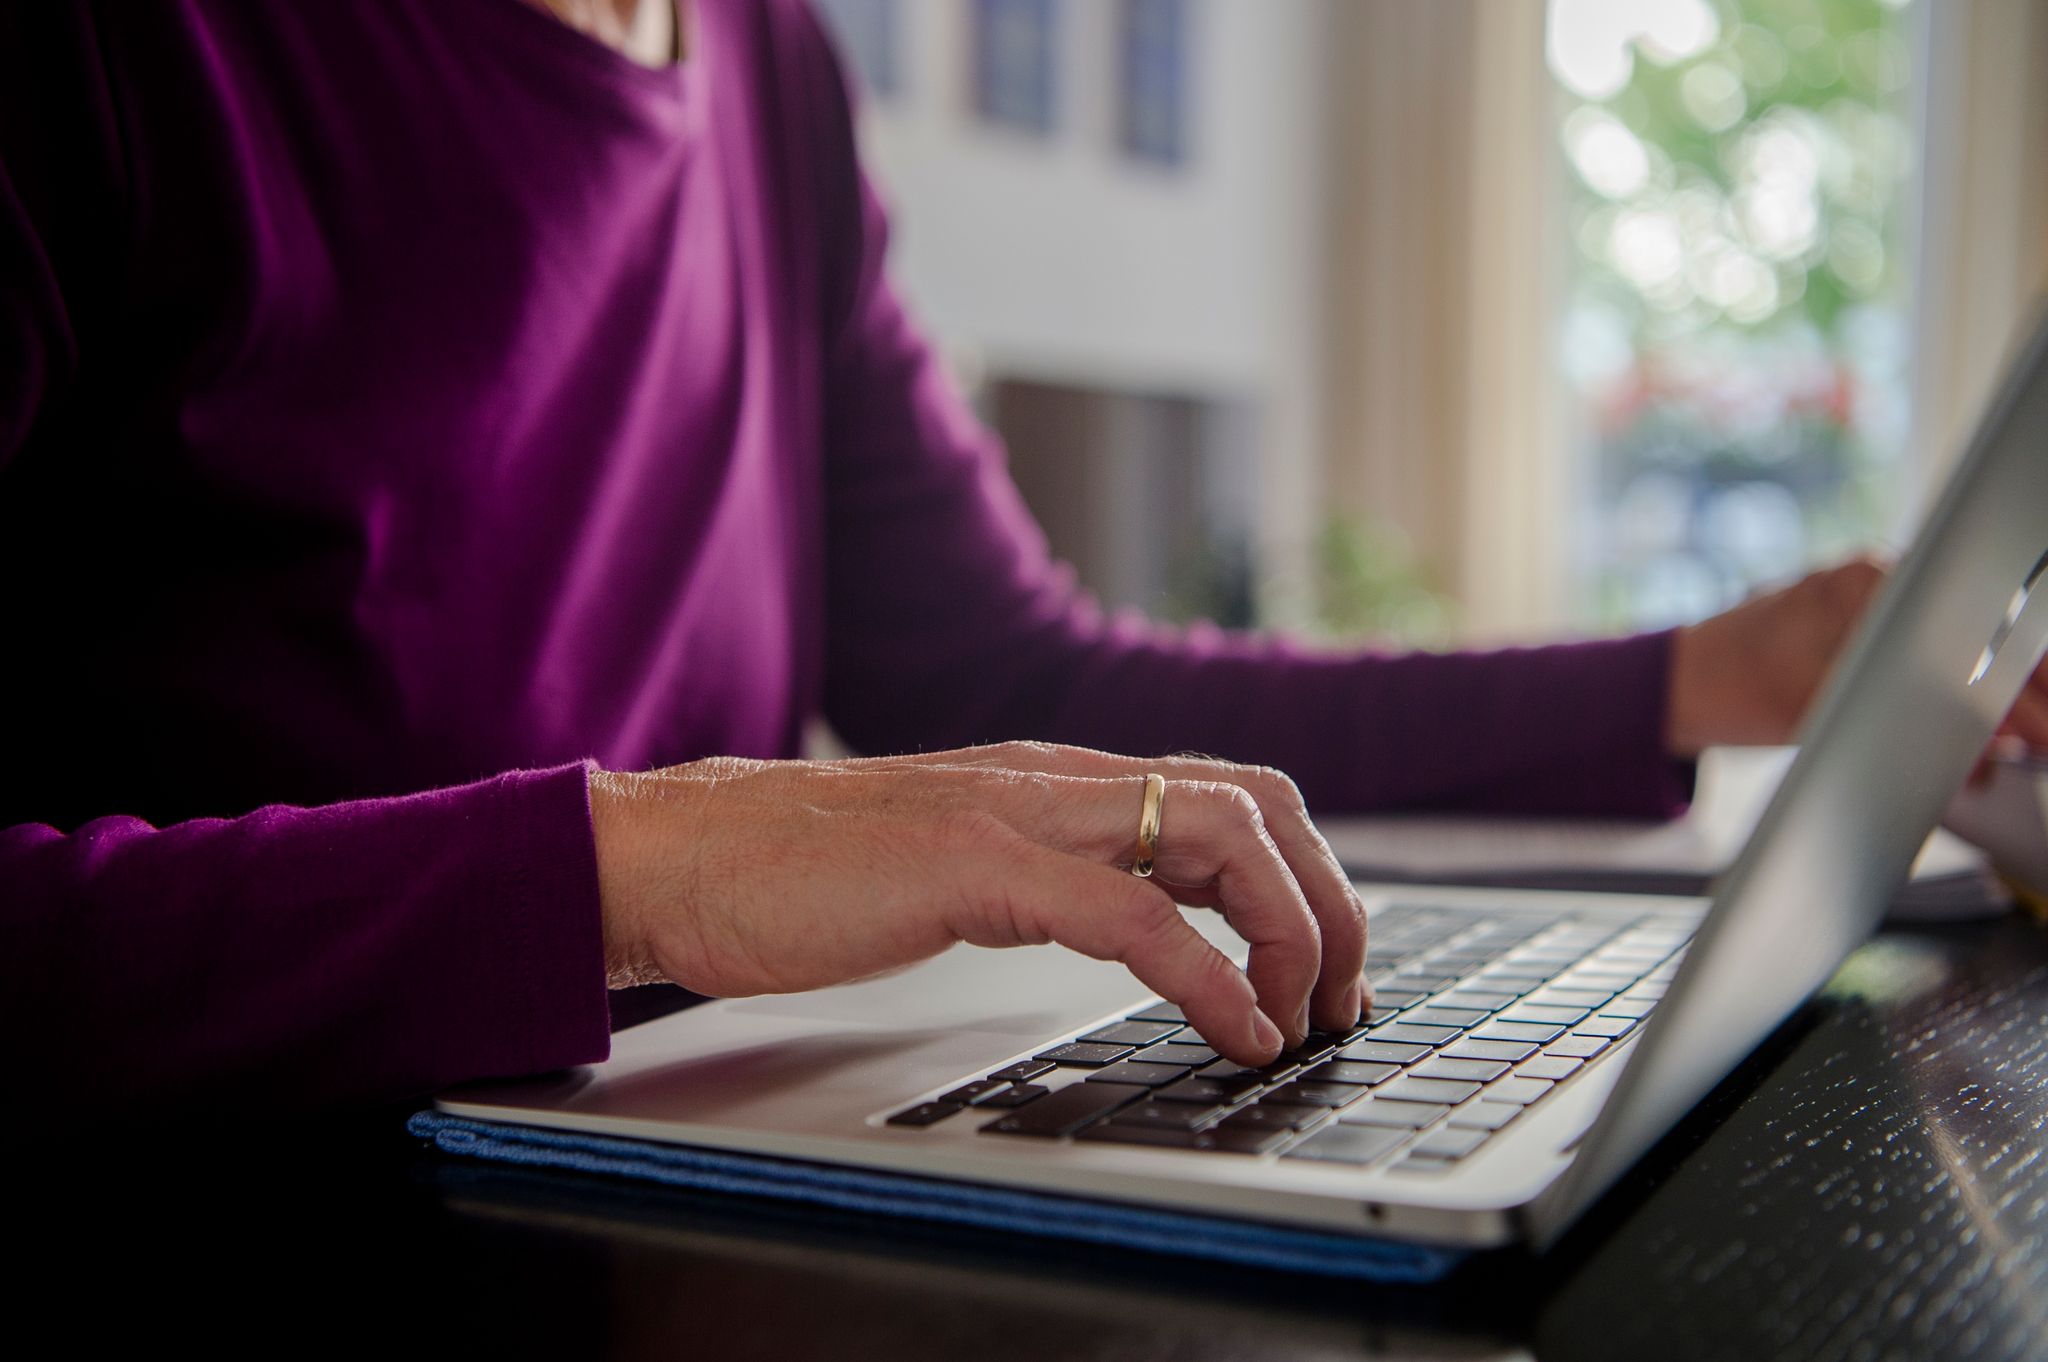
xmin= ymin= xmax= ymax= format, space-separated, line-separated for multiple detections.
xmin=973 ymin=0 xmax=1059 ymax=136
xmin=813 ymin=0 xmax=903 ymax=99
xmin=1118 ymin=0 xmax=1190 ymax=168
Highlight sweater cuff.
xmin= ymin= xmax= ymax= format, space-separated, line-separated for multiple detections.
xmin=1610 ymin=628 xmax=1698 ymax=819
xmin=490 ymin=760 xmax=613 ymax=1077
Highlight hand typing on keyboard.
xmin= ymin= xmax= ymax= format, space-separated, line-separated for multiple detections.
xmin=590 ymin=741 xmax=1369 ymax=1064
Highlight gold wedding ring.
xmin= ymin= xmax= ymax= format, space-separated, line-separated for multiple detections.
xmin=1131 ymin=773 xmax=1166 ymax=878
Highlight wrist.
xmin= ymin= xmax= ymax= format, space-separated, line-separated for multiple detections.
xmin=1664 ymin=624 xmax=1708 ymax=758
xmin=589 ymin=768 xmax=665 ymax=988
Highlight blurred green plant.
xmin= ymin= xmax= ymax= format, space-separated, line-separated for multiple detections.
xmin=1257 ymin=513 xmax=1453 ymax=648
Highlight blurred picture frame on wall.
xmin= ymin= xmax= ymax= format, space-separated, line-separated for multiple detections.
xmin=1117 ymin=0 xmax=1192 ymax=169
xmin=973 ymin=0 xmax=1058 ymax=135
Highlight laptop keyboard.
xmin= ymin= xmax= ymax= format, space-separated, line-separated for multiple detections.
xmin=884 ymin=904 xmax=1693 ymax=1174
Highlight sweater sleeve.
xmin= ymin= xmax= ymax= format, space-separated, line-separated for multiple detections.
xmin=1 ymin=764 xmax=613 ymax=1120
xmin=0 ymin=10 xmax=610 ymax=1121
xmin=802 ymin=43 xmax=1691 ymax=819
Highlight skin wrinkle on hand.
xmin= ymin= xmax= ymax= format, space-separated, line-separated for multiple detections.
xmin=587 ymin=742 xmax=1362 ymax=1064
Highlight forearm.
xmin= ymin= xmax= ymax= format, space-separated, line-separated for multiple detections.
xmin=2 ymin=762 xmax=611 ymax=1122
xmin=1020 ymin=625 xmax=1692 ymax=818
xmin=833 ymin=596 xmax=1692 ymax=818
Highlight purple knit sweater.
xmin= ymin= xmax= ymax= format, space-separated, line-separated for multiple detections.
xmin=0 ymin=0 xmax=1689 ymax=1118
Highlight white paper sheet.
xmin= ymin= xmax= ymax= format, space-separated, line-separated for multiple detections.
xmin=1317 ymin=747 xmax=2006 ymax=922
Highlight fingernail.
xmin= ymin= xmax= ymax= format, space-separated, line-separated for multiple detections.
xmin=1292 ymin=999 xmax=1311 ymax=1045
xmin=1251 ymin=1010 xmax=1283 ymax=1055
xmin=1342 ymin=978 xmax=1366 ymax=1025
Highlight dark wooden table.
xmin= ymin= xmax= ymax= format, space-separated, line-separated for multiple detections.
xmin=24 ymin=917 xmax=2048 ymax=1360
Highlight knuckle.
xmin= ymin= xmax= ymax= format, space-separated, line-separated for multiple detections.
xmin=1250 ymin=764 xmax=1306 ymax=811
xmin=1210 ymin=781 xmax=1264 ymax=826
xmin=935 ymin=806 xmax=1016 ymax=851
xmin=990 ymin=738 xmax=1061 ymax=768
xmin=1333 ymin=896 xmax=1368 ymax=949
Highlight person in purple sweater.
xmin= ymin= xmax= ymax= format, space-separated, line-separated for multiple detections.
xmin=5 ymin=0 xmax=2043 ymax=1122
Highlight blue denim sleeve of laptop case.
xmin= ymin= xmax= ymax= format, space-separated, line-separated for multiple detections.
xmin=408 ymin=1111 xmax=1465 ymax=1282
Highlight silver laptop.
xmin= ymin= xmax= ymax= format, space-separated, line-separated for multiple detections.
xmin=439 ymin=309 xmax=2048 ymax=1252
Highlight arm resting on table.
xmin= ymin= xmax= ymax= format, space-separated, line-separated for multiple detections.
xmin=1 ymin=763 xmax=612 ymax=1121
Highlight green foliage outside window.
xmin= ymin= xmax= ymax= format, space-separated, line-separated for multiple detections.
xmin=1551 ymin=0 xmax=1916 ymax=628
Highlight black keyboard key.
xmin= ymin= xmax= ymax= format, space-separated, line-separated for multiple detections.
xmin=1075 ymin=1122 xmax=1207 ymax=1149
xmin=1036 ymin=1041 xmax=1137 ymax=1067
xmin=1398 ymin=1007 xmax=1488 ymax=1030
xmin=1390 ymin=972 xmax=1459 ymax=992
xmin=1340 ymin=1099 xmax=1450 ymax=1129
xmin=1479 ymin=962 xmax=1555 ymax=981
xmin=1443 ymin=1038 xmax=1539 ymax=1063
xmin=1481 ymin=1076 xmax=1553 ymax=1105
xmin=1471 ymin=1021 xmax=1566 ymax=1045
xmin=1446 ymin=1101 xmax=1522 ymax=1131
xmin=888 ymin=1102 xmax=962 ymax=1127
xmin=1156 ymin=1075 xmax=1262 ymax=1104
xmin=979 ymin=1083 xmax=1049 ymax=1108
xmin=939 ymin=1079 xmax=1017 ymax=1106
xmin=1218 ymin=1103 xmax=1322 ymax=1132
xmin=1108 ymin=1100 xmax=1221 ymax=1130
xmin=1410 ymin=1126 xmax=1490 ymax=1160
xmin=1529 ymin=987 xmax=1615 ymax=1009
xmin=1366 ymin=986 xmax=1426 ymax=1008
xmin=1283 ymin=1123 xmax=1409 ymax=1165
xmin=1278 ymin=1033 xmax=1346 ymax=1065
xmin=1600 ymin=997 xmax=1656 ymax=1020
xmin=1339 ymin=1039 xmax=1430 ymax=1065
xmin=1367 ymin=1022 xmax=1461 ymax=1047
xmin=1411 ymin=1056 xmax=1509 ymax=1083
xmin=1545 ymin=1035 xmax=1609 ymax=1059
xmin=989 ymin=1059 xmax=1056 ymax=1084
xmin=981 ymin=1082 xmax=1147 ymax=1136
xmin=1436 ymin=990 xmax=1515 ymax=1012
xmin=1573 ymin=961 xmax=1641 ymax=979
xmin=1153 ymin=1041 xmax=1219 ymax=1067
xmin=1304 ymin=1059 xmax=1398 ymax=1086
xmin=1200 ymin=1057 xmax=1301 ymax=1084
xmin=1470 ymin=973 xmax=1541 ymax=996
xmin=1127 ymin=1000 xmax=1187 ymax=1024
xmin=1076 ymin=1123 xmax=1292 ymax=1154
xmin=1378 ymin=1075 xmax=1482 ymax=1105
xmin=1498 ymin=1004 xmax=1590 ymax=1026
xmin=1267 ymin=1081 xmax=1364 ymax=1109
xmin=1575 ymin=1016 xmax=1636 ymax=1039
xmin=1086 ymin=1060 xmax=1197 ymax=1087
xmin=1080 ymin=1020 xmax=1183 ymax=1047
xmin=1518 ymin=1056 xmax=1581 ymax=1081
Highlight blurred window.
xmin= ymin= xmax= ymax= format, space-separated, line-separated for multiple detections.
xmin=1548 ymin=0 xmax=1918 ymax=629
xmin=813 ymin=0 xmax=904 ymax=99
xmin=1117 ymin=0 xmax=1191 ymax=168
xmin=973 ymin=0 xmax=1060 ymax=135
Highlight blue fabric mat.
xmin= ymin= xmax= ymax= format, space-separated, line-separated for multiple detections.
xmin=409 ymin=1110 xmax=1465 ymax=1282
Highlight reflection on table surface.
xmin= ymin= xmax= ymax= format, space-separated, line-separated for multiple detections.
xmin=18 ymin=920 xmax=2048 ymax=1360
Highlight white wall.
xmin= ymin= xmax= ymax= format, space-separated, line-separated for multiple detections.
xmin=844 ymin=0 xmax=1333 ymax=590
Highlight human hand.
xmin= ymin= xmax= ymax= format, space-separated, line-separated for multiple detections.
xmin=1665 ymin=556 xmax=2048 ymax=756
xmin=588 ymin=742 xmax=1368 ymax=1065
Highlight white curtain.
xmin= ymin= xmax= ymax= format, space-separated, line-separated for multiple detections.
xmin=1320 ymin=1 xmax=1569 ymax=643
